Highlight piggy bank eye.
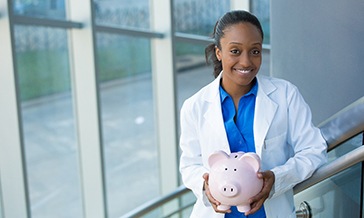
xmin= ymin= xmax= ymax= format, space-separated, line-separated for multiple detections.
xmin=234 ymin=169 xmax=237 ymax=171
xmin=234 ymin=155 xmax=238 ymax=158
xmin=225 ymin=168 xmax=228 ymax=171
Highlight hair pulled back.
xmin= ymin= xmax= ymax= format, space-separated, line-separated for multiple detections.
xmin=205 ymin=10 xmax=264 ymax=78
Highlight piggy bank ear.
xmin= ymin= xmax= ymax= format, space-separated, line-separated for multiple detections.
xmin=208 ymin=150 xmax=229 ymax=167
xmin=230 ymin=151 xmax=245 ymax=159
xmin=239 ymin=152 xmax=261 ymax=172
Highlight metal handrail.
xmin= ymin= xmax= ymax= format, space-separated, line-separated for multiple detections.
xmin=319 ymin=96 xmax=364 ymax=151
xmin=122 ymin=96 xmax=364 ymax=218
xmin=120 ymin=185 xmax=190 ymax=218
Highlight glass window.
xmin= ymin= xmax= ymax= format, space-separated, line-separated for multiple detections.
xmin=328 ymin=134 xmax=363 ymax=163
xmin=95 ymin=33 xmax=159 ymax=218
xmin=251 ymin=0 xmax=270 ymax=45
xmin=173 ymin=0 xmax=230 ymax=36
xmin=175 ymin=42 xmax=214 ymax=110
xmin=174 ymin=0 xmax=231 ymax=113
xmin=13 ymin=0 xmax=66 ymax=20
xmin=94 ymin=0 xmax=150 ymax=29
xmin=13 ymin=25 xmax=83 ymax=218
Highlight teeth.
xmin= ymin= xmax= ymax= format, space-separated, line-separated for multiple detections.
xmin=236 ymin=69 xmax=251 ymax=73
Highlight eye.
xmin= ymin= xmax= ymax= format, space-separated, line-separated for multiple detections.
xmin=230 ymin=49 xmax=240 ymax=55
xmin=251 ymin=49 xmax=261 ymax=56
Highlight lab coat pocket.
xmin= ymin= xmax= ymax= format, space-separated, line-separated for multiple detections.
xmin=262 ymin=132 xmax=290 ymax=167
xmin=263 ymin=132 xmax=287 ymax=150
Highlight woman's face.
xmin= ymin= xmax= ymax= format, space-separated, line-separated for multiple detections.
xmin=215 ymin=22 xmax=262 ymax=94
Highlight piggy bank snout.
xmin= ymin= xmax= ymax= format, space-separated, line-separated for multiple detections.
xmin=219 ymin=182 xmax=240 ymax=197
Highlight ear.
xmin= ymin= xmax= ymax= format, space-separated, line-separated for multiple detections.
xmin=208 ymin=150 xmax=229 ymax=167
xmin=239 ymin=152 xmax=261 ymax=172
xmin=215 ymin=46 xmax=222 ymax=62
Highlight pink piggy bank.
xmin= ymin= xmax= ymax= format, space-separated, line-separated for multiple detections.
xmin=208 ymin=150 xmax=263 ymax=213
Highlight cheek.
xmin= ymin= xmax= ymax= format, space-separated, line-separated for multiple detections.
xmin=222 ymin=57 xmax=238 ymax=66
xmin=252 ymin=57 xmax=262 ymax=68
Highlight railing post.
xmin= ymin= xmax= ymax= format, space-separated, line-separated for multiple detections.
xmin=296 ymin=201 xmax=311 ymax=218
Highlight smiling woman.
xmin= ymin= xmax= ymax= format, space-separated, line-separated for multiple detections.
xmin=179 ymin=10 xmax=327 ymax=218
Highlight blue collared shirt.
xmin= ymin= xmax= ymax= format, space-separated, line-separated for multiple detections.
xmin=219 ymin=79 xmax=266 ymax=218
xmin=219 ymin=80 xmax=258 ymax=153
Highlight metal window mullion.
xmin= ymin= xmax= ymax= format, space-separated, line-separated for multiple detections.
xmin=95 ymin=25 xmax=163 ymax=38
xmin=0 ymin=1 xmax=29 ymax=217
xmin=67 ymin=1 xmax=106 ymax=218
xmin=12 ymin=15 xmax=83 ymax=29
xmin=174 ymin=32 xmax=213 ymax=45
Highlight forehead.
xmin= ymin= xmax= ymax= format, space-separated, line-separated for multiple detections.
xmin=221 ymin=22 xmax=262 ymax=44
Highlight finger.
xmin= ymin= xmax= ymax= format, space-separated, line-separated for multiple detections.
xmin=205 ymin=189 xmax=220 ymax=206
xmin=203 ymin=173 xmax=209 ymax=181
xmin=257 ymin=172 xmax=263 ymax=179
xmin=245 ymin=200 xmax=263 ymax=215
xmin=212 ymin=205 xmax=231 ymax=214
xmin=249 ymin=189 xmax=267 ymax=202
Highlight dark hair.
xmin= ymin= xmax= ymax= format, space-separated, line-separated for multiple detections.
xmin=205 ymin=10 xmax=264 ymax=78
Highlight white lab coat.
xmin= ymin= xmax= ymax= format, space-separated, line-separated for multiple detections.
xmin=179 ymin=73 xmax=327 ymax=218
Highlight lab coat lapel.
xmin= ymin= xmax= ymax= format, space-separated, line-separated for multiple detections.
xmin=254 ymin=76 xmax=278 ymax=157
xmin=202 ymin=74 xmax=230 ymax=153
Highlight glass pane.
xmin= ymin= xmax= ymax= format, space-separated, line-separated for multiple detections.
xmin=175 ymin=42 xmax=214 ymax=110
xmin=251 ymin=0 xmax=270 ymax=44
xmin=13 ymin=0 xmax=66 ymax=19
xmin=94 ymin=0 xmax=150 ymax=29
xmin=95 ymin=33 xmax=159 ymax=218
xmin=294 ymin=163 xmax=362 ymax=217
xmin=173 ymin=0 xmax=230 ymax=36
xmin=328 ymin=133 xmax=363 ymax=163
xmin=14 ymin=25 xmax=83 ymax=218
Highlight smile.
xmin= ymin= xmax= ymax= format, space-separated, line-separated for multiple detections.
xmin=234 ymin=68 xmax=253 ymax=74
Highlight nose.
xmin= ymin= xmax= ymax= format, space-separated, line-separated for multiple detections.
xmin=220 ymin=183 xmax=239 ymax=197
xmin=239 ymin=52 xmax=252 ymax=67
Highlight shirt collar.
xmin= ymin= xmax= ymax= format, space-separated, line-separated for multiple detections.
xmin=219 ymin=77 xmax=258 ymax=102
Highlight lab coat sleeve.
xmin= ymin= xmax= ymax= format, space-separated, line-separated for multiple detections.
xmin=270 ymin=85 xmax=327 ymax=198
xmin=179 ymin=99 xmax=210 ymax=206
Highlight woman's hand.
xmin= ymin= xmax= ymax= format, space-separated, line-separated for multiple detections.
xmin=202 ymin=173 xmax=231 ymax=214
xmin=245 ymin=170 xmax=275 ymax=215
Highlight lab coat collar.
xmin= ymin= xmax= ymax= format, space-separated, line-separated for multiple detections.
xmin=200 ymin=73 xmax=279 ymax=157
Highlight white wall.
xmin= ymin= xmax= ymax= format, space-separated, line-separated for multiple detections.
xmin=271 ymin=0 xmax=364 ymax=124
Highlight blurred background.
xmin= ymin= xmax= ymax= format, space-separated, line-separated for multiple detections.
xmin=1 ymin=0 xmax=363 ymax=218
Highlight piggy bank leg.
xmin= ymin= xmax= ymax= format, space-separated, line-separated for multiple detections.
xmin=237 ymin=204 xmax=251 ymax=213
xmin=217 ymin=204 xmax=231 ymax=211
